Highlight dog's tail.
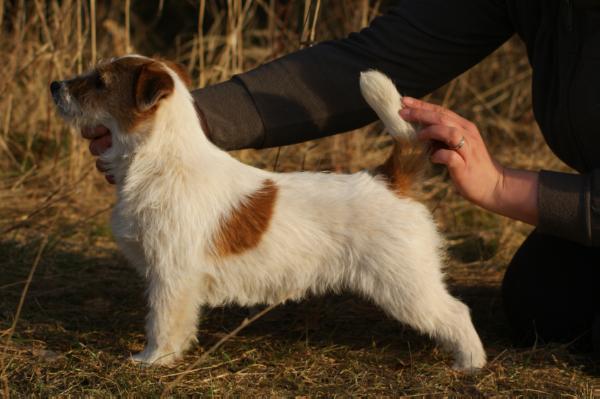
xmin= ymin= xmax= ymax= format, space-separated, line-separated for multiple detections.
xmin=359 ymin=70 xmax=427 ymax=197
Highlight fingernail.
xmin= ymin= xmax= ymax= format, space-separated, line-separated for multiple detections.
xmin=400 ymin=109 xmax=411 ymax=118
xmin=403 ymin=97 xmax=415 ymax=105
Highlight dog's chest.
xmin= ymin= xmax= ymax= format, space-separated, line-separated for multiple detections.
xmin=110 ymin=198 xmax=148 ymax=272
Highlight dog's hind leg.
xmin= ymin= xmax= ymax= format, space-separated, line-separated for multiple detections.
xmin=400 ymin=289 xmax=487 ymax=371
xmin=357 ymin=252 xmax=486 ymax=371
xmin=131 ymin=269 xmax=202 ymax=366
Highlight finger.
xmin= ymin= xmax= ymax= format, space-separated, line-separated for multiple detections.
xmin=403 ymin=97 xmax=448 ymax=113
xmin=402 ymin=98 xmax=471 ymax=129
xmin=97 ymin=160 xmax=116 ymax=184
xmin=417 ymin=125 xmax=466 ymax=150
xmin=430 ymin=148 xmax=466 ymax=172
xmin=89 ymin=134 xmax=112 ymax=156
xmin=96 ymin=158 xmax=110 ymax=173
xmin=81 ymin=125 xmax=110 ymax=140
xmin=402 ymin=97 xmax=462 ymax=120
xmin=399 ymin=107 xmax=461 ymax=128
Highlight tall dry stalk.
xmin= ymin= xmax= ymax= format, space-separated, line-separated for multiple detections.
xmin=308 ymin=0 xmax=321 ymax=44
xmin=360 ymin=0 xmax=369 ymax=27
xmin=197 ymin=0 xmax=206 ymax=87
xmin=76 ymin=0 xmax=82 ymax=73
xmin=124 ymin=0 xmax=131 ymax=53
xmin=89 ymin=0 xmax=96 ymax=63
xmin=268 ymin=0 xmax=275 ymax=51
xmin=301 ymin=0 xmax=312 ymax=46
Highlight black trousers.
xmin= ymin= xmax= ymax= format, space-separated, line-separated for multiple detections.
xmin=502 ymin=230 xmax=600 ymax=350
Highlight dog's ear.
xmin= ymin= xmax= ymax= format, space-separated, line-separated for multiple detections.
xmin=134 ymin=63 xmax=174 ymax=112
xmin=162 ymin=60 xmax=192 ymax=88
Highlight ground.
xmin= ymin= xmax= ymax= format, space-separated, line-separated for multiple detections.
xmin=2 ymin=145 xmax=599 ymax=397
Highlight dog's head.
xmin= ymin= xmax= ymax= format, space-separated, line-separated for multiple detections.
xmin=50 ymin=55 xmax=191 ymax=134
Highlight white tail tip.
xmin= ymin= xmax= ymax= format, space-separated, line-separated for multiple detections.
xmin=360 ymin=70 xmax=415 ymax=140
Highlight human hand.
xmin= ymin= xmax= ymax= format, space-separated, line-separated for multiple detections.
xmin=400 ymin=97 xmax=504 ymax=208
xmin=81 ymin=125 xmax=115 ymax=184
xmin=400 ymin=97 xmax=538 ymax=225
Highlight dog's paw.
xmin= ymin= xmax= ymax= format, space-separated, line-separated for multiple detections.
xmin=130 ymin=348 xmax=179 ymax=367
xmin=451 ymin=353 xmax=487 ymax=372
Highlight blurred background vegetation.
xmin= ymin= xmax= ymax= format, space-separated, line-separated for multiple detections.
xmin=1 ymin=1 xmax=593 ymax=397
xmin=0 ymin=0 xmax=561 ymax=261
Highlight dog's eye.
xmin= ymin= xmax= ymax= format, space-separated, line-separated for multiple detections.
xmin=94 ymin=73 xmax=105 ymax=89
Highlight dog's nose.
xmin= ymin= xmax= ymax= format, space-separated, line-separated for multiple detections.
xmin=50 ymin=81 xmax=61 ymax=96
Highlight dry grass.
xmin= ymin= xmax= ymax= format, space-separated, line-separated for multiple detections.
xmin=1 ymin=1 xmax=598 ymax=397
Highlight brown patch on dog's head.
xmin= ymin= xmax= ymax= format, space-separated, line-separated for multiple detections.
xmin=159 ymin=59 xmax=192 ymax=88
xmin=134 ymin=61 xmax=174 ymax=113
xmin=51 ymin=56 xmax=189 ymax=132
xmin=212 ymin=179 xmax=278 ymax=257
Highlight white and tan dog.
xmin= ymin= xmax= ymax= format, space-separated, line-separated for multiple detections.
xmin=50 ymin=55 xmax=486 ymax=370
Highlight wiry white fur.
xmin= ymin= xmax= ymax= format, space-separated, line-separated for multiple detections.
xmin=360 ymin=70 xmax=416 ymax=140
xmin=62 ymin=56 xmax=486 ymax=370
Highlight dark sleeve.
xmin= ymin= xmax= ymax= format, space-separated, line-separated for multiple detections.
xmin=193 ymin=0 xmax=515 ymax=150
xmin=538 ymin=170 xmax=600 ymax=247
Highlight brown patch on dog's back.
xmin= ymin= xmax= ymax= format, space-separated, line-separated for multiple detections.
xmin=212 ymin=179 xmax=278 ymax=257
xmin=375 ymin=140 xmax=427 ymax=197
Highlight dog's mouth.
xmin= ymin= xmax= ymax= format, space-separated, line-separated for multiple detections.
xmin=50 ymin=81 xmax=82 ymax=120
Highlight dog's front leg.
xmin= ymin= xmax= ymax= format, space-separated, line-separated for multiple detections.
xmin=131 ymin=270 xmax=202 ymax=366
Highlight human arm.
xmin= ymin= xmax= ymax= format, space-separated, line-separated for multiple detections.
xmin=536 ymin=170 xmax=600 ymax=247
xmin=194 ymin=0 xmax=515 ymax=150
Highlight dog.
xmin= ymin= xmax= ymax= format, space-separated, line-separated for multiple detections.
xmin=50 ymin=55 xmax=486 ymax=370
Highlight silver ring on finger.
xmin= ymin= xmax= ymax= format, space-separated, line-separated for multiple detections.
xmin=451 ymin=136 xmax=466 ymax=151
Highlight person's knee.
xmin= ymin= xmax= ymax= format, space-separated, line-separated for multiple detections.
xmin=501 ymin=230 xmax=599 ymax=348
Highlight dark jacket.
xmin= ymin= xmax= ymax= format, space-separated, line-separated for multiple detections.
xmin=193 ymin=0 xmax=600 ymax=247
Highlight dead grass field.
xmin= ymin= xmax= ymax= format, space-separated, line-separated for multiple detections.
xmin=1 ymin=1 xmax=599 ymax=397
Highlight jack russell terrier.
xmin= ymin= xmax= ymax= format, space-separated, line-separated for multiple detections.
xmin=50 ymin=55 xmax=486 ymax=370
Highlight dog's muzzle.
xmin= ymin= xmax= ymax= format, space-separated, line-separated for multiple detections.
xmin=50 ymin=80 xmax=64 ymax=105
xmin=50 ymin=80 xmax=80 ymax=118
